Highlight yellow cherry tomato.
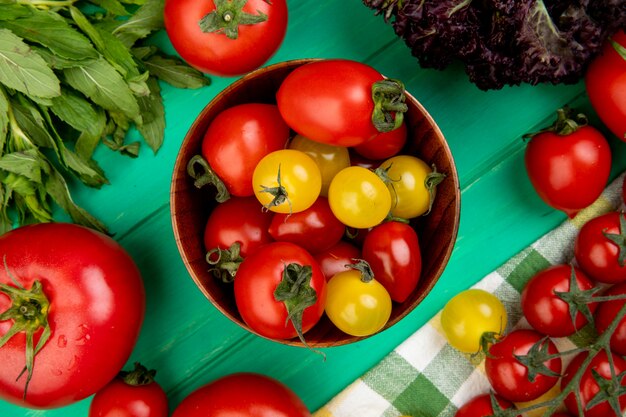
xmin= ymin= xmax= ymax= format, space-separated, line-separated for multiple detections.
xmin=379 ymin=155 xmax=445 ymax=219
xmin=252 ymin=149 xmax=322 ymax=214
xmin=440 ymin=289 xmax=507 ymax=353
xmin=288 ymin=135 xmax=350 ymax=197
xmin=325 ymin=263 xmax=392 ymax=337
xmin=327 ymin=166 xmax=391 ymax=229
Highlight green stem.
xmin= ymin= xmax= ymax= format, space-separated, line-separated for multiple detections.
xmin=371 ymin=79 xmax=407 ymax=133
xmin=186 ymin=155 xmax=230 ymax=203
xmin=120 ymin=363 xmax=156 ymax=386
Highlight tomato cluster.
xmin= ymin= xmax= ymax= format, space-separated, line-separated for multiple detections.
xmin=446 ymin=196 xmax=626 ymax=417
xmin=191 ymin=59 xmax=445 ymax=340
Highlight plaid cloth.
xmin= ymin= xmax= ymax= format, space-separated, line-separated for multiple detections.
xmin=314 ymin=172 xmax=626 ymax=417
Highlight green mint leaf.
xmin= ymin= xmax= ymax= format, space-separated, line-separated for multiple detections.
xmin=131 ymin=45 xmax=157 ymax=60
xmin=120 ymin=0 xmax=146 ymax=4
xmin=136 ymin=77 xmax=164 ymax=153
xmin=0 ymin=29 xmax=60 ymax=99
xmin=0 ymin=9 xmax=98 ymax=61
xmin=0 ymin=86 xmax=8 ymax=156
xmin=30 ymin=46 xmax=96 ymax=70
xmin=89 ymin=0 xmax=129 ymax=16
xmin=59 ymin=145 xmax=109 ymax=188
xmin=50 ymin=88 xmax=106 ymax=138
xmin=45 ymin=168 xmax=108 ymax=234
xmin=143 ymin=54 xmax=210 ymax=89
xmin=0 ymin=184 xmax=13 ymax=234
xmin=75 ymin=114 xmax=106 ymax=160
xmin=128 ymin=71 xmax=150 ymax=96
xmin=10 ymin=98 xmax=58 ymax=151
xmin=63 ymin=56 xmax=141 ymax=121
xmin=112 ymin=0 xmax=164 ymax=47
xmin=0 ymin=149 xmax=44 ymax=184
xmin=2 ymin=171 xmax=38 ymax=197
xmin=95 ymin=26 xmax=141 ymax=79
xmin=0 ymin=4 xmax=32 ymax=20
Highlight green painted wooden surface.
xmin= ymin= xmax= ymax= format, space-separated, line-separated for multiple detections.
xmin=2 ymin=1 xmax=626 ymax=416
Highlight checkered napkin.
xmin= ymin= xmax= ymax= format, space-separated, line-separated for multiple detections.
xmin=314 ymin=172 xmax=626 ymax=417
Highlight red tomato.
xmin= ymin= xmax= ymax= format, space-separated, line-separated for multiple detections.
xmin=521 ymin=264 xmax=597 ymax=337
xmin=0 ymin=223 xmax=144 ymax=409
xmin=164 ymin=0 xmax=287 ymax=76
xmin=524 ymin=109 xmax=611 ymax=218
xmin=595 ymin=282 xmax=626 ymax=355
xmin=485 ymin=329 xmax=561 ymax=402
xmin=575 ymin=212 xmax=626 ymax=284
xmin=234 ymin=242 xmax=326 ymax=340
xmin=314 ymin=241 xmax=360 ymax=281
xmin=353 ymin=121 xmax=407 ymax=160
xmin=361 ymin=221 xmax=421 ymax=303
xmin=562 ymin=350 xmax=626 ymax=417
xmin=268 ymin=197 xmax=344 ymax=254
xmin=585 ymin=30 xmax=626 ymax=141
xmin=200 ymin=103 xmax=289 ymax=197
xmin=172 ymin=373 xmax=310 ymax=417
xmin=204 ymin=196 xmax=273 ymax=257
xmin=89 ymin=364 xmax=168 ymax=417
xmin=455 ymin=393 xmax=515 ymax=417
xmin=277 ymin=59 xmax=406 ymax=147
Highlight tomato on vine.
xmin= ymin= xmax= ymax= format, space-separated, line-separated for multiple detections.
xmin=595 ymin=282 xmax=626 ymax=356
xmin=252 ymin=149 xmax=322 ymax=214
xmin=454 ymin=393 xmax=515 ymax=417
xmin=440 ymin=289 xmax=507 ymax=354
xmin=325 ymin=260 xmax=391 ymax=337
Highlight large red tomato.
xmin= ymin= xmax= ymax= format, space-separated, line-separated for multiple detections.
xmin=524 ymin=108 xmax=611 ymax=218
xmin=276 ymin=59 xmax=407 ymax=147
xmin=199 ymin=103 xmax=289 ymax=197
xmin=234 ymin=242 xmax=326 ymax=341
xmin=562 ymin=351 xmax=626 ymax=417
xmin=164 ymin=0 xmax=287 ymax=76
xmin=172 ymin=373 xmax=310 ymax=417
xmin=361 ymin=221 xmax=422 ymax=303
xmin=0 ymin=223 xmax=145 ymax=409
xmin=485 ymin=329 xmax=561 ymax=402
xmin=585 ymin=30 xmax=626 ymax=141
xmin=575 ymin=212 xmax=626 ymax=284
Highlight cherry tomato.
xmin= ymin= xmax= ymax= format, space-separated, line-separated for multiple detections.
xmin=455 ymin=393 xmax=515 ymax=417
xmin=524 ymin=108 xmax=611 ymax=218
xmin=562 ymin=350 xmax=626 ymax=417
xmin=595 ymin=282 xmax=626 ymax=355
xmin=164 ymin=0 xmax=287 ymax=76
xmin=440 ymin=289 xmax=507 ymax=353
xmin=379 ymin=155 xmax=443 ymax=219
xmin=521 ymin=265 xmax=597 ymax=337
xmin=288 ymin=135 xmax=350 ymax=197
xmin=199 ymin=103 xmax=289 ymax=197
xmin=172 ymin=373 xmax=310 ymax=417
xmin=328 ymin=166 xmax=391 ymax=229
xmin=314 ymin=241 xmax=360 ymax=281
xmin=268 ymin=197 xmax=344 ymax=254
xmin=277 ymin=59 xmax=406 ymax=146
xmin=585 ymin=30 xmax=626 ymax=141
xmin=354 ymin=121 xmax=407 ymax=160
xmin=253 ymin=149 xmax=322 ymax=214
xmin=575 ymin=212 xmax=626 ymax=284
xmin=0 ymin=223 xmax=145 ymax=409
xmin=362 ymin=221 xmax=421 ymax=303
xmin=204 ymin=196 xmax=273 ymax=257
xmin=485 ymin=329 xmax=561 ymax=403
xmin=325 ymin=261 xmax=391 ymax=337
xmin=234 ymin=242 xmax=326 ymax=341
xmin=89 ymin=363 xmax=168 ymax=417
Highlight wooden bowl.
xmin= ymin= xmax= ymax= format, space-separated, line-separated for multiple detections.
xmin=170 ymin=59 xmax=460 ymax=348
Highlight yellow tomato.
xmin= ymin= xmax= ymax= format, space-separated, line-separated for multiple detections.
xmin=379 ymin=155 xmax=445 ymax=219
xmin=327 ymin=166 xmax=391 ymax=229
xmin=252 ymin=149 xmax=322 ymax=214
xmin=289 ymin=135 xmax=350 ymax=197
xmin=440 ymin=289 xmax=507 ymax=353
xmin=325 ymin=266 xmax=392 ymax=337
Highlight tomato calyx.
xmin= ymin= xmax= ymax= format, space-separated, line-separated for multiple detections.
xmin=259 ymin=164 xmax=292 ymax=213
xmin=119 ymin=362 xmax=157 ymax=386
xmin=187 ymin=155 xmax=230 ymax=203
xmin=371 ymin=79 xmax=408 ymax=133
xmin=602 ymin=213 xmax=626 ymax=267
xmin=423 ymin=164 xmax=445 ymax=215
xmin=586 ymin=366 xmax=626 ymax=415
xmin=0 ymin=270 xmax=51 ymax=399
xmin=198 ymin=0 xmax=268 ymax=40
xmin=347 ymin=259 xmax=375 ymax=283
xmin=206 ymin=242 xmax=244 ymax=283
xmin=524 ymin=106 xmax=588 ymax=138
xmin=513 ymin=337 xmax=562 ymax=383
xmin=273 ymin=263 xmax=317 ymax=345
xmin=554 ymin=266 xmax=599 ymax=330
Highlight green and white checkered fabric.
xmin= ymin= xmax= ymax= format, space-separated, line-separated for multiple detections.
xmin=314 ymin=172 xmax=626 ymax=417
